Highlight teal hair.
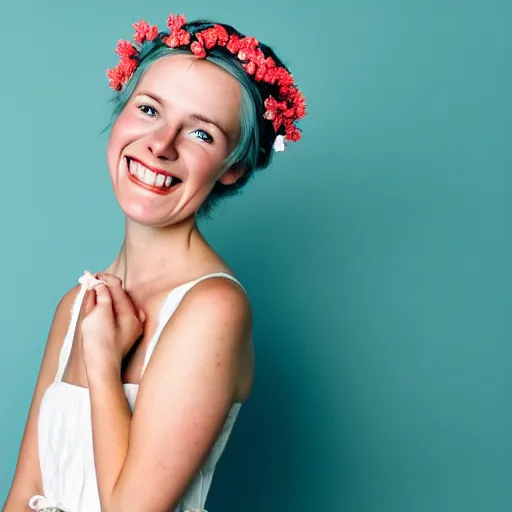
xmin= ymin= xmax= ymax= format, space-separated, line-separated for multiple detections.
xmin=106 ymin=43 xmax=270 ymax=218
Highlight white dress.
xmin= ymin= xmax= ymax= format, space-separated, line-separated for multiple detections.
xmin=29 ymin=272 xmax=245 ymax=512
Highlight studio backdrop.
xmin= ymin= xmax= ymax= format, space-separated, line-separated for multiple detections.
xmin=0 ymin=1 xmax=510 ymax=511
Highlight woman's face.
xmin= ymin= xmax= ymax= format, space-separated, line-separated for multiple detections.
xmin=107 ymin=53 xmax=243 ymax=227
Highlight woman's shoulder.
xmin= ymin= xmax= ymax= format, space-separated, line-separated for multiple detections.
xmin=159 ymin=246 xmax=249 ymax=311
xmin=149 ymin=273 xmax=254 ymax=402
xmin=58 ymin=282 xmax=83 ymax=309
xmin=178 ymin=271 xmax=251 ymax=316
xmin=26 ymin=283 xmax=83 ymax=403
xmin=172 ymin=273 xmax=253 ymax=359
xmin=37 ymin=283 xmax=82 ymax=362
xmin=52 ymin=283 xmax=82 ymax=329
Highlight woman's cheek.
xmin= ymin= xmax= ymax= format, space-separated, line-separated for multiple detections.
xmin=112 ymin=110 xmax=139 ymax=140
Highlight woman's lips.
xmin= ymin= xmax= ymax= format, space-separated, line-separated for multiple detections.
xmin=125 ymin=157 xmax=181 ymax=195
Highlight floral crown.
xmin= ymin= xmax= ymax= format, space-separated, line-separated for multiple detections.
xmin=107 ymin=14 xmax=306 ymax=153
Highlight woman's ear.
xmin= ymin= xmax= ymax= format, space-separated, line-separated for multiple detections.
xmin=219 ymin=164 xmax=245 ymax=185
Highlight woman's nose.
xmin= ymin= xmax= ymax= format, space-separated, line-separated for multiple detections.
xmin=147 ymin=125 xmax=179 ymax=161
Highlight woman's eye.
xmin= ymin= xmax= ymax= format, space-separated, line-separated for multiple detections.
xmin=192 ymin=129 xmax=213 ymax=144
xmin=139 ymin=105 xmax=158 ymax=117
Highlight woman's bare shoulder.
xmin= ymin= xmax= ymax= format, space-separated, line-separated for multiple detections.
xmin=31 ymin=282 xmax=83 ymax=384
xmin=48 ymin=284 xmax=82 ymax=346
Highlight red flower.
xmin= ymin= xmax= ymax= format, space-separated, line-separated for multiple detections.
xmin=213 ymin=24 xmax=229 ymax=46
xmin=284 ymin=107 xmax=296 ymax=119
xmin=238 ymin=36 xmax=259 ymax=53
xmin=244 ymin=62 xmax=257 ymax=75
xmin=107 ymin=66 xmax=124 ymax=91
xmin=264 ymin=96 xmax=287 ymax=115
xmin=195 ymin=31 xmax=213 ymax=50
xmin=166 ymin=13 xmax=190 ymax=47
xmin=235 ymin=37 xmax=258 ymax=61
xmin=264 ymin=96 xmax=290 ymax=132
xmin=132 ymin=20 xmax=159 ymax=44
xmin=121 ymin=58 xmax=137 ymax=75
xmin=275 ymin=68 xmax=294 ymax=87
xmin=293 ymin=92 xmax=307 ymax=119
xmin=255 ymin=56 xmax=276 ymax=81
xmin=190 ymin=41 xmax=206 ymax=58
xmin=115 ymin=40 xmax=137 ymax=59
xmin=285 ymin=123 xmax=301 ymax=142
xmin=227 ymin=34 xmax=242 ymax=54
xmin=165 ymin=30 xmax=190 ymax=47
xmin=263 ymin=67 xmax=278 ymax=85
xmin=250 ymin=48 xmax=266 ymax=67
xmin=107 ymin=58 xmax=137 ymax=90
xmin=197 ymin=25 xmax=229 ymax=49
xmin=167 ymin=14 xmax=187 ymax=32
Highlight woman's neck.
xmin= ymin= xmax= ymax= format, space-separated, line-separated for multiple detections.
xmin=106 ymin=215 xmax=208 ymax=291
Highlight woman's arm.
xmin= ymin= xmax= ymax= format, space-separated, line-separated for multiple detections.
xmin=87 ymin=277 xmax=252 ymax=512
xmin=2 ymin=286 xmax=80 ymax=512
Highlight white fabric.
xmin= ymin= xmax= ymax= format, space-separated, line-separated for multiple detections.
xmin=76 ymin=271 xmax=106 ymax=290
xmin=30 ymin=272 xmax=245 ymax=512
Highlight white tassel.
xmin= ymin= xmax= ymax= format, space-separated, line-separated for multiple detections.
xmin=29 ymin=495 xmax=48 ymax=510
xmin=78 ymin=270 xmax=107 ymax=290
xmin=28 ymin=495 xmax=65 ymax=512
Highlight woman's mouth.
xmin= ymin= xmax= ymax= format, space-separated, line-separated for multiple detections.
xmin=125 ymin=157 xmax=182 ymax=194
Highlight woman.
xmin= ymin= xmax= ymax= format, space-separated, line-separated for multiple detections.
xmin=3 ymin=14 xmax=306 ymax=512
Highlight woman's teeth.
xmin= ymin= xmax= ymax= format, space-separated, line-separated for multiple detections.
xmin=127 ymin=159 xmax=180 ymax=190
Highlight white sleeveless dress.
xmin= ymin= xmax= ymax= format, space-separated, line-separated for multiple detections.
xmin=29 ymin=272 xmax=245 ymax=512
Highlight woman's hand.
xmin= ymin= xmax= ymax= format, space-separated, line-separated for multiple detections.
xmin=80 ymin=273 xmax=146 ymax=375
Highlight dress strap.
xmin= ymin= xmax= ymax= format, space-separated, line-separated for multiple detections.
xmin=54 ymin=284 xmax=88 ymax=382
xmin=139 ymin=272 xmax=246 ymax=379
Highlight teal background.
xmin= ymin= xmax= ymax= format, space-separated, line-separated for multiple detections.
xmin=0 ymin=0 xmax=510 ymax=511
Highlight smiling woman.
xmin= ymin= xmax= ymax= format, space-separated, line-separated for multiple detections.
xmin=106 ymin=19 xmax=305 ymax=219
xmin=2 ymin=13 xmax=306 ymax=512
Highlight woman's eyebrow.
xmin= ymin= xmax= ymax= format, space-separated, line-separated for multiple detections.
xmin=189 ymin=113 xmax=228 ymax=139
xmin=136 ymin=91 xmax=165 ymax=104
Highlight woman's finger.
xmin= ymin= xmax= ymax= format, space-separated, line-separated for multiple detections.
xmin=98 ymin=272 xmax=138 ymax=321
xmin=93 ymin=283 xmax=113 ymax=310
xmin=82 ymin=289 xmax=96 ymax=317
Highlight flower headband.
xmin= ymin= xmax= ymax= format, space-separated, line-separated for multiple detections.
xmin=107 ymin=14 xmax=306 ymax=152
